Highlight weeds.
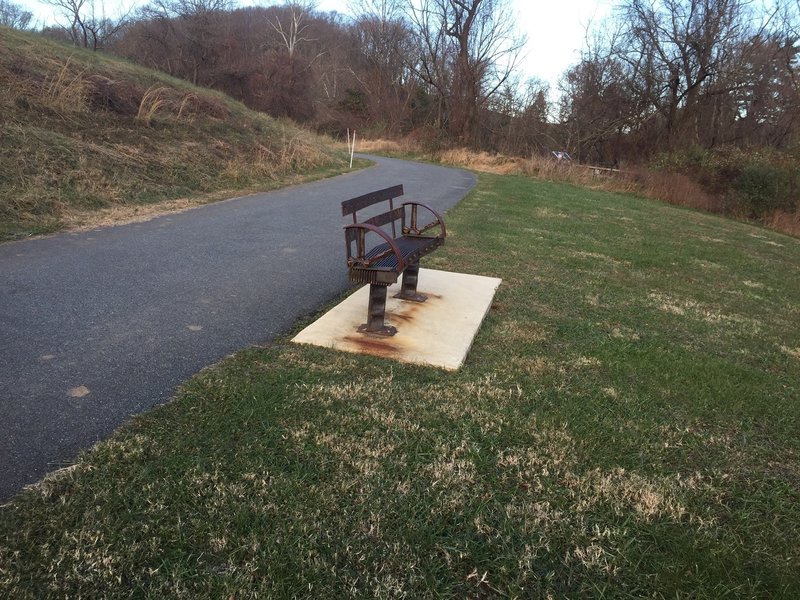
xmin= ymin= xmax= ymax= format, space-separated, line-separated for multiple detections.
xmin=43 ymin=57 xmax=88 ymax=115
xmin=0 ymin=28 xmax=347 ymax=241
xmin=134 ymin=85 xmax=169 ymax=126
xmin=175 ymin=92 xmax=198 ymax=120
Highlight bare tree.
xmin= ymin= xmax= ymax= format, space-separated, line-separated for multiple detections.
xmin=553 ymin=0 xmax=800 ymax=162
xmin=612 ymin=0 xmax=754 ymax=143
xmin=0 ymin=0 xmax=32 ymax=29
xmin=140 ymin=0 xmax=234 ymax=83
xmin=408 ymin=0 xmax=526 ymax=145
xmin=484 ymin=76 xmax=551 ymax=155
xmin=44 ymin=0 xmax=133 ymax=50
xmin=350 ymin=0 xmax=415 ymax=132
xmin=559 ymin=52 xmax=643 ymax=163
xmin=267 ymin=0 xmax=317 ymax=58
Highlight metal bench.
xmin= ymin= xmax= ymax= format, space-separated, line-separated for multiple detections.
xmin=343 ymin=184 xmax=446 ymax=336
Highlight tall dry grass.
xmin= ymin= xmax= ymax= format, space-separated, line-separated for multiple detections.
xmin=44 ymin=57 xmax=89 ymax=114
xmin=764 ymin=209 xmax=800 ymax=237
xmin=135 ymin=86 xmax=169 ymax=125
xmin=357 ymin=138 xmax=417 ymax=156
xmin=1 ymin=28 xmax=345 ymax=240
xmin=357 ymin=137 xmax=797 ymax=237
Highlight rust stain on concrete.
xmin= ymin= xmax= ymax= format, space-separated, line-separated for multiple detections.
xmin=292 ymin=269 xmax=501 ymax=370
xmin=343 ymin=335 xmax=403 ymax=359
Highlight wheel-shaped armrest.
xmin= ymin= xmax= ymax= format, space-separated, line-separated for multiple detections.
xmin=344 ymin=223 xmax=406 ymax=272
xmin=400 ymin=202 xmax=447 ymax=238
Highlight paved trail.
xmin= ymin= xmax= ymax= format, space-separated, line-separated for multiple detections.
xmin=0 ymin=156 xmax=475 ymax=500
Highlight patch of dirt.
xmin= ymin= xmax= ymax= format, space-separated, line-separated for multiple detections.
xmin=59 ymin=197 xmax=216 ymax=232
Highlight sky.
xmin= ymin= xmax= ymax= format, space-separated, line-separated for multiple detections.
xmin=312 ymin=0 xmax=614 ymax=92
xmin=20 ymin=0 xmax=613 ymax=93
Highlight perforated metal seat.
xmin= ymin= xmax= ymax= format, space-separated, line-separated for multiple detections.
xmin=349 ymin=236 xmax=443 ymax=284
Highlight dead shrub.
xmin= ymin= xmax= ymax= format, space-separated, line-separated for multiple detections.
xmin=189 ymin=95 xmax=229 ymax=120
xmin=403 ymin=125 xmax=450 ymax=152
xmin=630 ymin=168 xmax=722 ymax=213
xmin=764 ymin=209 xmax=800 ymax=237
xmin=85 ymin=75 xmax=142 ymax=115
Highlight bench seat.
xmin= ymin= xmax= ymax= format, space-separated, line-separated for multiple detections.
xmin=350 ymin=235 xmax=444 ymax=282
xmin=342 ymin=184 xmax=446 ymax=336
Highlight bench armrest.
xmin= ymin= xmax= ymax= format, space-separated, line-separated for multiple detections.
xmin=344 ymin=223 xmax=406 ymax=272
xmin=401 ymin=202 xmax=447 ymax=238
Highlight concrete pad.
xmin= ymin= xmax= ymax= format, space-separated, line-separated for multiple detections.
xmin=292 ymin=268 xmax=501 ymax=371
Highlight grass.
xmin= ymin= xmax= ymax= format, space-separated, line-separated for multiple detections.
xmin=357 ymin=138 xmax=800 ymax=238
xmin=0 ymin=27 xmax=356 ymax=241
xmin=1 ymin=174 xmax=799 ymax=597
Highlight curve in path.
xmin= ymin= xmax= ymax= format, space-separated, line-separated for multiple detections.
xmin=0 ymin=155 xmax=476 ymax=501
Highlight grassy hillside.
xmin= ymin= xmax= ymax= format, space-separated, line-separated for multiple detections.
xmin=0 ymin=27 xmax=349 ymax=241
xmin=1 ymin=174 xmax=798 ymax=597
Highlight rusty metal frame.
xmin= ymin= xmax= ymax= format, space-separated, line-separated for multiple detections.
xmin=344 ymin=223 xmax=406 ymax=272
xmin=342 ymin=186 xmax=446 ymax=338
xmin=401 ymin=202 xmax=447 ymax=238
xmin=357 ymin=283 xmax=397 ymax=337
xmin=393 ymin=261 xmax=427 ymax=302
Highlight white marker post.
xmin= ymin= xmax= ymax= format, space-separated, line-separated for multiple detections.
xmin=349 ymin=130 xmax=356 ymax=169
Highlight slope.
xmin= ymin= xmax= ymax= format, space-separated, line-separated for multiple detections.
xmin=0 ymin=27 xmax=347 ymax=241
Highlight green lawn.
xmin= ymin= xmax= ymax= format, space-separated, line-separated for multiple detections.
xmin=1 ymin=174 xmax=798 ymax=598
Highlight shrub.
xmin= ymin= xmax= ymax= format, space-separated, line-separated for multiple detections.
xmin=734 ymin=164 xmax=795 ymax=217
xmin=652 ymin=145 xmax=800 ymax=220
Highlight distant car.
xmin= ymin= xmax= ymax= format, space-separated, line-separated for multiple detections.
xmin=551 ymin=151 xmax=572 ymax=161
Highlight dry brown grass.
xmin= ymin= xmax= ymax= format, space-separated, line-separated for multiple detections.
xmin=765 ymin=209 xmax=800 ymax=237
xmin=0 ymin=54 xmax=89 ymax=117
xmin=519 ymin=155 xmax=631 ymax=189
xmin=1 ymin=29 xmax=346 ymax=240
xmin=357 ymin=137 xmax=417 ymax=155
xmin=176 ymin=92 xmax=198 ymax=120
xmin=134 ymin=85 xmax=169 ymax=126
xmin=59 ymin=196 xmax=214 ymax=231
xmin=631 ymin=168 xmax=721 ymax=212
xmin=44 ymin=57 xmax=89 ymax=114
xmin=357 ymin=136 xmax=797 ymax=237
xmin=439 ymin=148 xmax=521 ymax=174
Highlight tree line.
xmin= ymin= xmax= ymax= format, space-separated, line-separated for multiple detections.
xmin=4 ymin=0 xmax=800 ymax=167
xmin=562 ymin=0 xmax=800 ymax=165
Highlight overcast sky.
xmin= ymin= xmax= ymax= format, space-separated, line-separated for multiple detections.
xmin=313 ymin=0 xmax=613 ymax=91
xmin=20 ymin=0 xmax=613 ymax=93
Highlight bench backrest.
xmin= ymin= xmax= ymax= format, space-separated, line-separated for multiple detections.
xmin=341 ymin=184 xmax=404 ymax=222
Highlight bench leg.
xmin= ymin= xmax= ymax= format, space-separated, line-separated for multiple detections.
xmin=358 ymin=283 xmax=397 ymax=336
xmin=394 ymin=262 xmax=428 ymax=302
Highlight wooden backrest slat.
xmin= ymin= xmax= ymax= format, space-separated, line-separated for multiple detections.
xmin=341 ymin=184 xmax=404 ymax=217
xmin=363 ymin=207 xmax=403 ymax=229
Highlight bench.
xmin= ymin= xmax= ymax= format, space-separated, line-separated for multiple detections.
xmin=342 ymin=184 xmax=446 ymax=336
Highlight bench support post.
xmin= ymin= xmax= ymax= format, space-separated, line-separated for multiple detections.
xmin=358 ymin=284 xmax=397 ymax=337
xmin=394 ymin=262 xmax=428 ymax=303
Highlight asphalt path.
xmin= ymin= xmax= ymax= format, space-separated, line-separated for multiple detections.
xmin=0 ymin=155 xmax=475 ymax=501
